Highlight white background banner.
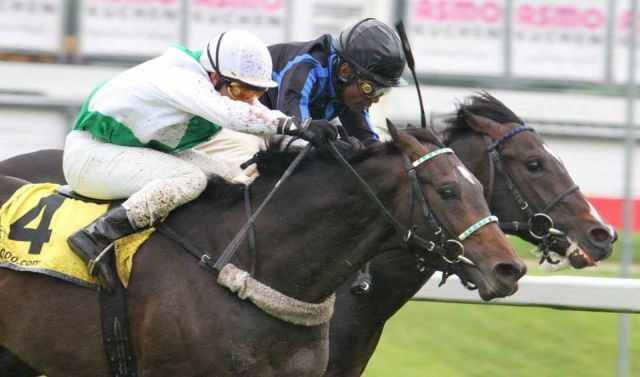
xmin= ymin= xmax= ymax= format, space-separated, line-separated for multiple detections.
xmin=78 ymin=0 xmax=182 ymax=58
xmin=0 ymin=0 xmax=65 ymax=53
xmin=289 ymin=0 xmax=367 ymax=42
xmin=405 ymin=0 xmax=507 ymax=77
xmin=613 ymin=0 xmax=640 ymax=83
xmin=510 ymin=0 xmax=608 ymax=82
xmin=186 ymin=0 xmax=286 ymax=49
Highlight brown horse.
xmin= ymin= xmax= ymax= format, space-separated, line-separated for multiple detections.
xmin=323 ymin=93 xmax=617 ymax=376
xmin=0 ymin=122 xmax=525 ymax=376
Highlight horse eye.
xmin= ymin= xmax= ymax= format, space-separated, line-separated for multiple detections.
xmin=438 ymin=186 xmax=457 ymax=200
xmin=526 ymin=159 xmax=542 ymax=172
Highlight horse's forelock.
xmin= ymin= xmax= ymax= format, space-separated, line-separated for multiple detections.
xmin=442 ymin=92 xmax=524 ymax=145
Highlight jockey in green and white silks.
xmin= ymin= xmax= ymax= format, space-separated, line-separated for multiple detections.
xmin=63 ymin=29 xmax=338 ymax=291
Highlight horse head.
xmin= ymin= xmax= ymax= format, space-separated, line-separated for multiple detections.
xmin=385 ymin=120 xmax=526 ymax=300
xmin=443 ymin=92 xmax=616 ymax=269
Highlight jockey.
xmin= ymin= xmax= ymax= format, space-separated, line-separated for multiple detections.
xmin=63 ymin=29 xmax=337 ymax=291
xmin=261 ymin=18 xmax=408 ymax=145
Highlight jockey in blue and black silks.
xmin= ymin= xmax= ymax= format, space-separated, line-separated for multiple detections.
xmin=63 ymin=29 xmax=337 ymax=291
xmin=261 ymin=18 xmax=408 ymax=145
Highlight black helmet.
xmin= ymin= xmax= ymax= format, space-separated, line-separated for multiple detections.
xmin=334 ymin=18 xmax=408 ymax=87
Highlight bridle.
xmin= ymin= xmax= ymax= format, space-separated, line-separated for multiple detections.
xmin=330 ymin=143 xmax=497 ymax=290
xmin=482 ymin=125 xmax=579 ymax=264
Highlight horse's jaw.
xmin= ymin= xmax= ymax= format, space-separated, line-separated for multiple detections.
xmin=566 ymin=241 xmax=597 ymax=269
xmin=457 ymin=266 xmax=522 ymax=302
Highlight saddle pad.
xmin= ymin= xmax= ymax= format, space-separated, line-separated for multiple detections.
xmin=0 ymin=183 xmax=153 ymax=289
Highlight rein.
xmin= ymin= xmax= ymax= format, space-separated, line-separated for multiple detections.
xmin=482 ymin=125 xmax=579 ymax=264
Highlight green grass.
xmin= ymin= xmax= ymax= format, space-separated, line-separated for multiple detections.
xmin=363 ymin=234 xmax=640 ymax=377
xmin=363 ymin=302 xmax=640 ymax=377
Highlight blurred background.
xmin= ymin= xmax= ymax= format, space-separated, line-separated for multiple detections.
xmin=0 ymin=0 xmax=637 ymax=376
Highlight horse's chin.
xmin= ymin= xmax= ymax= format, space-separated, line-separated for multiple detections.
xmin=463 ymin=268 xmax=520 ymax=302
xmin=567 ymin=243 xmax=597 ymax=269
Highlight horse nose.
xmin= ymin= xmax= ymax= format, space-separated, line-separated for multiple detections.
xmin=494 ymin=261 xmax=527 ymax=286
xmin=590 ymin=226 xmax=615 ymax=245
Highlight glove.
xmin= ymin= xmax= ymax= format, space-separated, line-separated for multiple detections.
xmin=331 ymin=136 xmax=366 ymax=158
xmin=345 ymin=136 xmax=365 ymax=154
xmin=278 ymin=118 xmax=337 ymax=147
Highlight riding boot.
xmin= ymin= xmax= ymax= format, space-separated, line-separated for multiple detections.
xmin=67 ymin=205 xmax=136 ymax=292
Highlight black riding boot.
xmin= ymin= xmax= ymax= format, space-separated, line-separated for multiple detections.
xmin=67 ymin=205 xmax=136 ymax=292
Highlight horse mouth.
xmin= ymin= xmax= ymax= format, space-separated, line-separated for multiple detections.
xmin=567 ymin=244 xmax=597 ymax=268
xmin=464 ymin=268 xmax=520 ymax=302
xmin=476 ymin=280 xmax=519 ymax=301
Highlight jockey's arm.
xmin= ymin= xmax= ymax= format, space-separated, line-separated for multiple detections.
xmin=270 ymin=61 xmax=318 ymax=120
xmin=160 ymin=67 xmax=289 ymax=135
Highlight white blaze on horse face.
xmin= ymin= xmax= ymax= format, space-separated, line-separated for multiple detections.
xmin=542 ymin=143 xmax=564 ymax=166
xmin=588 ymin=201 xmax=616 ymax=237
xmin=456 ymin=165 xmax=478 ymax=185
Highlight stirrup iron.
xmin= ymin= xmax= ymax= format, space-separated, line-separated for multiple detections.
xmin=88 ymin=242 xmax=115 ymax=275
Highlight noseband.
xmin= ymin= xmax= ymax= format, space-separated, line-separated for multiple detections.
xmin=483 ymin=125 xmax=579 ymax=264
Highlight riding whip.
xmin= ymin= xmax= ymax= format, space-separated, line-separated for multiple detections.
xmin=395 ymin=20 xmax=427 ymax=129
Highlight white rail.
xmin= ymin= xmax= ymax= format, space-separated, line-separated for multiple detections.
xmin=413 ymin=273 xmax=640 ymax=313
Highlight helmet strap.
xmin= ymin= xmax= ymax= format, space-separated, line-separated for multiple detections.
xmin=207 ymin=32 xmax=227 ymax=91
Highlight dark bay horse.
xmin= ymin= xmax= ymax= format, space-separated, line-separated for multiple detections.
xmin=0 ymin=123 xmax=525 ymax=376
xmin=323 ymin=93 xmax=617 ymax=376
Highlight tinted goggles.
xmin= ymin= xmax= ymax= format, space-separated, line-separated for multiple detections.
xmin=357 ymin=79 xmax=391 ymax=98
xmin=225 ymin=80 xmax=267 ymax=102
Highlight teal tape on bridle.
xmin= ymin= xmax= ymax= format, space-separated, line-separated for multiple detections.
xmin=458 ymin=215 xmax=499 ymax=241
xmin=412 ymin=148 xmax=454 ymax=168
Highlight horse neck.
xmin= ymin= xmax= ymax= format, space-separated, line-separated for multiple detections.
xmin=246 ymin=154 xmax=404 ymax=304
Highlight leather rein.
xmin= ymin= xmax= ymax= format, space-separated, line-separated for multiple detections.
xmin=482 ymin=125 xmax=579 ymax=264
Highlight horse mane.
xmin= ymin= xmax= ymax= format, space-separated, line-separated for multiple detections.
xmin=200 ymin=128 xmax=444 ymax=205
xmin=441 ymin=91 xmax=524 ymax=145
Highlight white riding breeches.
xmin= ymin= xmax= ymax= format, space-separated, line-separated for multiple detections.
xmin=195 ymin=128 xmax=264 ymax=185
xmin=63 ymin=131 xmax=226 ymax=228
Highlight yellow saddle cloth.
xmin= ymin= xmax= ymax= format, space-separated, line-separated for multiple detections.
xmin=0 ymin=183 xmax=153 ymax=289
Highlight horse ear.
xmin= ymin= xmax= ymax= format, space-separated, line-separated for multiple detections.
xmin=387 ymin=118 xmax=401 ymax=141
xmin=387 ymin=118 xmax=424 ymax=156
xmin=461 ymin=110 xmax=503 ymax=138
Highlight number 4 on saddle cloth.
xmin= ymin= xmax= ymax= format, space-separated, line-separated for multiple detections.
xmin=0 ymin=183 xmax=153 ymax=290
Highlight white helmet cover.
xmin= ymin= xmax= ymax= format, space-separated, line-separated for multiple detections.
xmin=200 ymin=29 xmax=278 ymax=89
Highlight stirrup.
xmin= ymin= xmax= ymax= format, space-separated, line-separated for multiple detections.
xmin=87 ymin=242 xmax=115 ymax=276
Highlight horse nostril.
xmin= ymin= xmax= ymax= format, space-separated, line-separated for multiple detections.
xmin=494 ymin=262 xmax=527 ymax=286
xmin=590 ymin=227 xmax=612 ymax=243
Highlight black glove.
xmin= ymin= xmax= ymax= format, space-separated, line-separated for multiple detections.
xmin=278 ymin=118 xmax=337 ymax=147
xmin=330 ymin=136 xmax=366 ymax=158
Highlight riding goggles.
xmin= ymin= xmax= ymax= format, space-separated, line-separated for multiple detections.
xmin=357 ymin=78 xmax=391 ymax=98
xmin=225 ymin=79 xmax=267 ymax=102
